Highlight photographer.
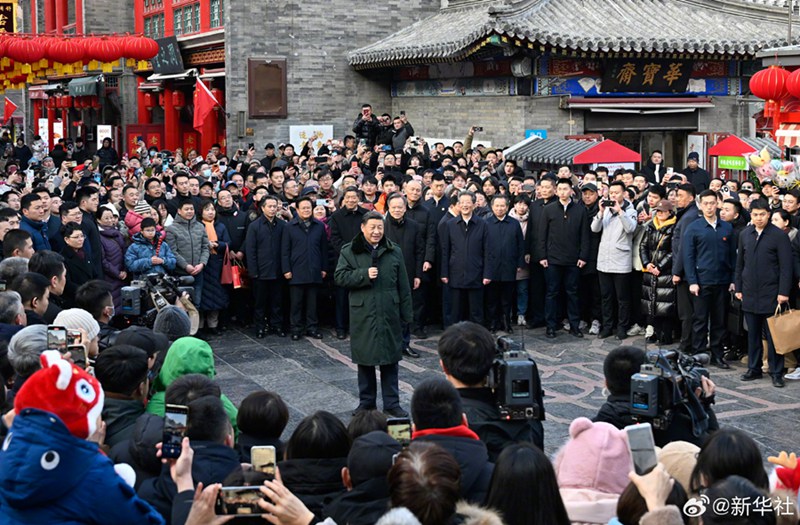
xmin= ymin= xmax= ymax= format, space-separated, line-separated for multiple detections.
xmin=593 ymin=346 xmax=718 ymax=447
xmin=437 ymin=321 xmax=544 ymax=459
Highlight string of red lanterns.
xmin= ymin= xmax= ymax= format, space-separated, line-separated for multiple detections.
xmin=0 ymin=33 xmax=160 ymax=92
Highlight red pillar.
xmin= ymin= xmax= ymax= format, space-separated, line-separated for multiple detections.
xmin=44 ymin=0 xmax=55 ymax=33
xmin=55 ymin=0 xmax=67 ymax=34
xmin=75 ymin=0 xmax=84 ymax=34
xmin=47 ymin=108 xmax=55 ymax=150
xmin=32 ymin=100 xmax=41 ymax=127
xmin=136 ymin=78 xmax=151 ymax=124
xmin=29 ymin=0 xmax=38 ymax=33
xmin=200 ymin=108 xmax=217 ymax=157
xmin=134 ymin=0 xmax=144 ymax=34
xmin=61 ymin=108 xmax=68 ymax=140
xmin=199 ymin=0 xmax=210 ymax=32
xmin=164 ymin=2 xmax=174 ymax=35
xmin=163 ymin=87 xmax=178 ymax=151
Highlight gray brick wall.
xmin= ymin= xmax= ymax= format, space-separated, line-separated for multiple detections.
xmin=82 ymin=0 xmax=135 ymax=38
xmin=388 ymin=95 xmax=585 ymax=149
xmin=224 ymin=0 xmax=441 ymax=149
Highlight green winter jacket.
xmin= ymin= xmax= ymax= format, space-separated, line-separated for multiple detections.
xmin=146 ymin=336 xmax=238 ymax=434
xmin=335 ymin=232 xmax=412 ymax=366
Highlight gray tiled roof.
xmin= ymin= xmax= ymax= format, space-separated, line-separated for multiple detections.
xmin=349 ymin=0 xmax=799 ymax=68
xmin=504 ymin=137 xmax=595 ymax=164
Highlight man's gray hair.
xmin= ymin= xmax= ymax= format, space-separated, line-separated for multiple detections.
xmin=8 ymin=324 xmax=48 ymax=378
xmin=0 ymin=257 xmax=28 ymax=284
xmin=0 ymin=291 xmax=23 ymax=324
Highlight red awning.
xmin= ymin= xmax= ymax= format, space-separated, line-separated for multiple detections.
xmin=708 ymin=136 xmax=756 ymax=156
xmin=572 ymin=139 xmax=641 ymax=164
xmin=776 ymin=123 xmax=800 ymax=149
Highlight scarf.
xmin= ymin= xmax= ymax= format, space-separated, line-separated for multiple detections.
xmin=203 ymin=220 xmax=218 ymax=254
xmin=411 ymin=424 xmax=480 ymax=441
xmin=653 ymin=214 xmax=677 ymax=230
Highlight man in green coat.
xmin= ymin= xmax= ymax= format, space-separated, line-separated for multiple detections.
xmin=335 ymin=211 xmax=413 ymax=417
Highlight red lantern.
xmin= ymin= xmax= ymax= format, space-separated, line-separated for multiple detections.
xmin=144 ymin=93 xmax=156 ymax=110
xmin=158 ymin=93 xmax=165 ymax=107
xmin=172 ymin=91 xmax=186 ymax=109
xmin=46 ymin=97 xmax=56 ymax=110
xmin=74 ymin=96 xmax=83 ymax=109
xmin=46 ymin=37 xmax=85 ymax=65
xmin=91 ymin=96 xmax=101 ymax=109
xmin=750 ymin=65 xmax=789 ymax=117
xmin=786 ymin=69 xmax=800 ymax=101
xmin=88 ymin=36 xmax=122 ymax=64
xmin=62 ymin=95 xmax=73 ymax=108
xmin=6 ymin=36 xmax=46 ymax=64
xmin=123 ymin=34 xmax=160 ymax=61
xmin=210 ymin=88 xmax=223 ymax=109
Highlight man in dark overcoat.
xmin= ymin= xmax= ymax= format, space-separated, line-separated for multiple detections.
xmin=335 ymin=211 xmax=413 ymax=417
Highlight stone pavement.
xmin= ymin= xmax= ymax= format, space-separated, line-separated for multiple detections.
xmin=210 ymin=325 xmax=799 ymax=459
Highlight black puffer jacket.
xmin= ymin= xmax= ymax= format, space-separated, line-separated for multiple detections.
xmin=639 ymin=216 xmax=677 ymax=318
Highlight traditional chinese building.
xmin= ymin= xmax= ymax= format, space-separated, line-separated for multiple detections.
xmin=342 ymin=0 xmax=798 ymax=170
xmin=20 ymin=0 xmax=137 ymax=150
xmin=129 ymin=0 xmax=225 ymax=155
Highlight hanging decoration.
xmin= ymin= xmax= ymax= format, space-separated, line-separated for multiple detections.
xmin=0 ymin=33 xmax=159 ymax=93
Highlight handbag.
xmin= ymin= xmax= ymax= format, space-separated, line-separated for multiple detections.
xmin=232 ymin=259 xmax=250 ymax=289
xmin=767 ymin=305 xmax=800 ymax=355
xmin=727 ymin=292 xmax=745 ymax=337
xmin=220 ymin=246 xmax=234 ymax=285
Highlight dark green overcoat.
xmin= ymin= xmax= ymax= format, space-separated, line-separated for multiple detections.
xmin=334 ymin=232 xmax=413 ymax=366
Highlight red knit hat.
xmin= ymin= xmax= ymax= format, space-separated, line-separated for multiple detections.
xmin=14 ymin=350 xmax=105 ymax=439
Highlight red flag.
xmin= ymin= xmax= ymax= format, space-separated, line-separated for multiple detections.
xmin=3 ymin=98 xmax=17 ymax=125
xmin=193 ymin=79 xmax=219 ymax=131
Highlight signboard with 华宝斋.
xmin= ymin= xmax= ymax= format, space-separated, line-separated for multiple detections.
xmin=0 ymin=1 xmax=16 ymax=33
xmin=718 ymin=156 xmax=747 ymax=170
xmin=602 ymin=58 xmax=694 ymax=93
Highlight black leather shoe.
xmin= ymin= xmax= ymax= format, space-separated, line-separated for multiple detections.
xmin=545 ymin=329 xmax=556 ymax=339
xmin=403 ymin=346 xmax=421 ymax=358
xmin=291 ymin=333 xmax=301 ymax=341
xmin=274 ymin=329 xmax=287 ymax=338
xmin=256 ymin=327 xmax=266 ymax=339
xmin=741 ymin=370 xmax=763 ymax=381
xmin=598 ymin=329 xmax=613 ymax=339
xmin=336 ymin=330 xmax=347 ymax=340
xmin=616 ymin=331 xmax=628 ymax=341
xmin=569 ymin=328 xmax=584 ymax=338
xmin=773 ymin=375 xmax=785 ymax=388
xmin=646 ymin=335 xmax=659 ymax=344
xmin=306 ymin=331 xmax=324 ymax=340
xmin=384 ymin=407 xmax=409 ymax=418
xmin=710 ymin=358 xmax=730 ymax=370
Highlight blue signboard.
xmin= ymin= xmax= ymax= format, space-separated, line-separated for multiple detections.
xmin=525 ymin=129 xmax=548 ymax=139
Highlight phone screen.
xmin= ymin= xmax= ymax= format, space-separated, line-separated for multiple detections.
xmin=351 ymin=161 xmax=359 ymax=168
xmin=68 ymin=329 xmax=82 ymax=346
xmin=387 ymin=417 xmax=412 ymax=446
xmin=47 ymin=325 xmax=68 ymax=352
xmin=251 ymin=446 xmax=276 ymax=476
xmin=68 ymin=344 xmax=88 ymax=370
xmin=215 ymin=486 xmax=265 ymax=516
xmin=625 ymin=423 xmax=658 ymax=475
xmin=162 ymin=404 xmax=189 ymax=459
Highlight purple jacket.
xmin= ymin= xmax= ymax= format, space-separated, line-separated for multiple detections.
xmin=99 ymin=227 xmax=127 ymax=308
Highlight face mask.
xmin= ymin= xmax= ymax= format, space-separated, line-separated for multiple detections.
xmin=203 ymin=169 xmax=212 ymax=178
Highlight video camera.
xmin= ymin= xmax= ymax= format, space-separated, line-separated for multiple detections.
xmin=488 ymin=336 xmax=545 ymax=421
xmin=120 ymin=273 xmax=195 ymax=327
xmin=630 ymin=350 xmax=710 ymax=435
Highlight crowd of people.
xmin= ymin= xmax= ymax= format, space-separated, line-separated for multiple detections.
xmin=0 ymin=104 xmax=797 ymax=523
